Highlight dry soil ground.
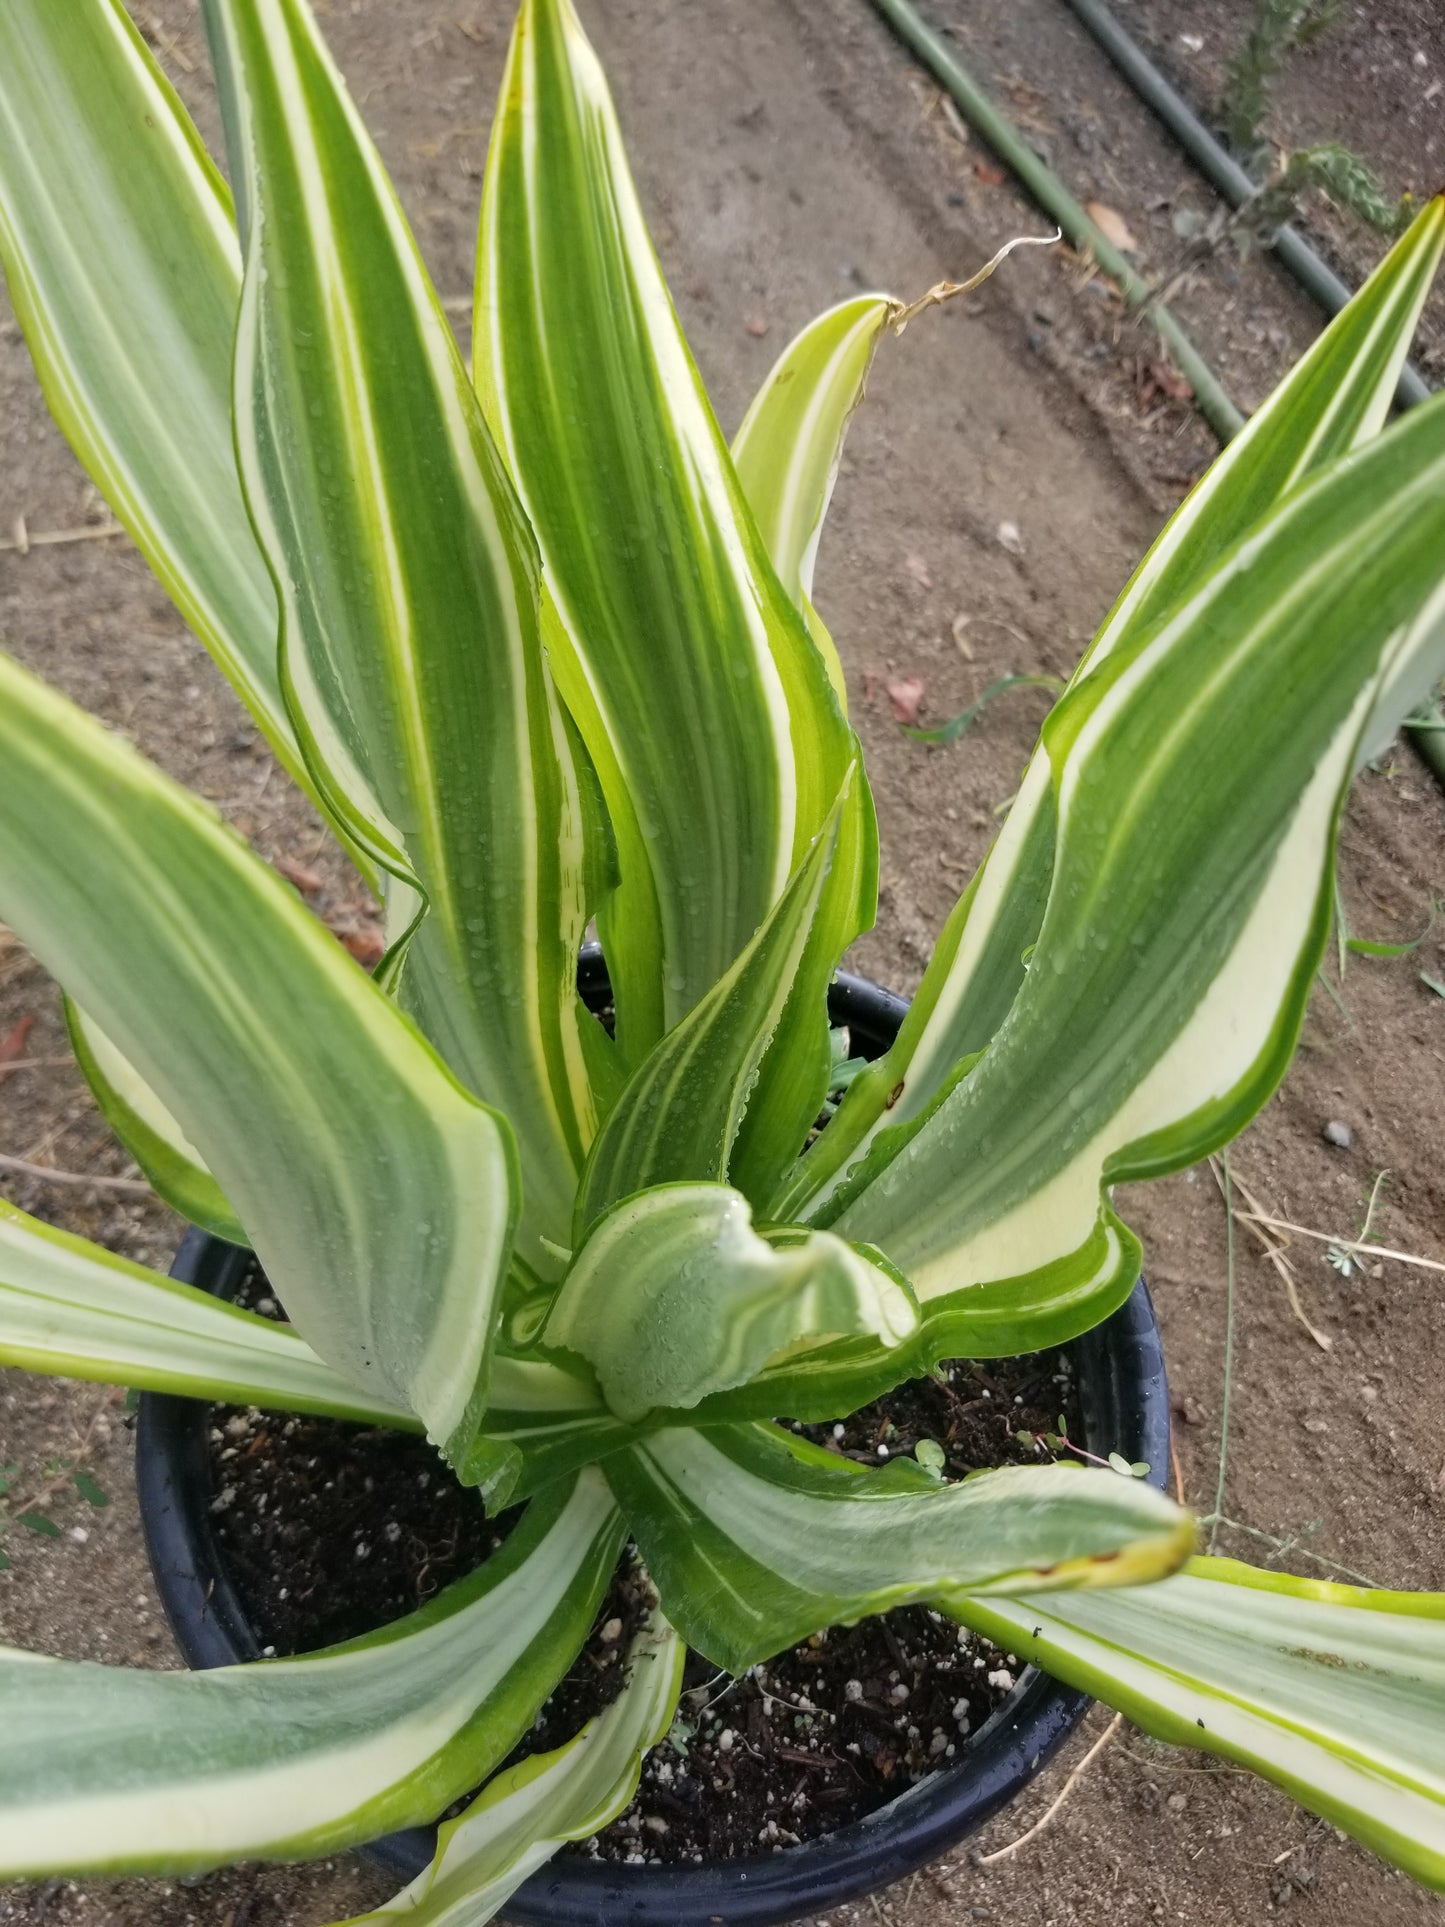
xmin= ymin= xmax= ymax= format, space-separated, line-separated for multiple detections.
xmin=1 ymin=1 xmax=1444 ymax=1924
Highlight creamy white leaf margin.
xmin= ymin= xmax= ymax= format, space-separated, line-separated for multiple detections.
xmin=545 ymin=1183 xmax=917 ymax=1422
xmin=345 ymin=1606 xmax=682 ymax=1926
xmin=0 ymin=1200 xmax=415 ymax=1426
xmin=0 ymin=649 xmax=517 ymax=1472
xmin=0 ymin=1474 xmax=621 ymax=1878
xmin=951 ymin=1558 xmax=1445 ymax=1891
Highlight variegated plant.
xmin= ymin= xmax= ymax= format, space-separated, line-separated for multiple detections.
xmin=0 ymin=0 xmax=1444 ymax=1914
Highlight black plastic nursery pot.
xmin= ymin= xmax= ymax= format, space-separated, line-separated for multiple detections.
xmin=136 ymin=965 xmax=1170 ymax=1927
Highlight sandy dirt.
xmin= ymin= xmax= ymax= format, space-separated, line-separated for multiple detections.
xmin=2 ymin=0 xmax=1444 ymax=1923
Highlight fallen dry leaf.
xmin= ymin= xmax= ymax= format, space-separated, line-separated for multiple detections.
xmin=276 ymin=856 xmax=325 ymax=895
xmin=340 ymin=927 xmax=386 ymax=968
xmin=905 ymin=552 xmax=933 ymax=589
xmin=1085 ymin=200 xmax=1141 ymax=253
xmin=885 ymin=675 xmax=926 ymax=726
xmin=951 ymin=613 xmax=974 ymax=660
xmin=0 ymin=1013 xmax=35 ymax=1083
xmin=1137 ymin=355 xmax=1194 ymax=407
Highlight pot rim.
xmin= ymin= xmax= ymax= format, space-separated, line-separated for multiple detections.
xmin=136 ymin=965 xmax=1171 ymax=1927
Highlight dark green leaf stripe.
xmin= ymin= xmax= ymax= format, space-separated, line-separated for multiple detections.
xmin=203 ymin=0 xmax=613 ymax=1280
xmin=474 ymin=0 xmax=873 ymax=1061
xmin=573 ymin=781 xmax=849 ymax=1233
xmin=789 ymin=197 xmax=1445 ymax=1219
xmin=0 ymin=649 xmax=518 ymax=1476
xmin=349 ymin=1606 xmax=683 ymax=1925
xmin=0 ymin=0 xmax=361 ymax=843
xmin=0 ymin=1201 xmax=418 ymax=1427
xmin=831 ymin=397 xmax=1445 ymax=1307
xmin=607 ymin=1422 xmax=1193 ymax=1673
xmin=951 ymin=1558 xmax=1445 ymax=1891
xmin=0 ymin=1474 xmax=620 ymax=1877
xmin=546 ymin=1183 xmax=918 ymax=1423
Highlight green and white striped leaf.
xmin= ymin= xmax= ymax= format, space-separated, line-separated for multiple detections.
xmin=203 ymin=0 xmax=613 ymax=1279
xmin=472 ymin=1351 xmax=633 ymax=1506
xmin=825 ymin=395 xmax=1445 ymax=1319
xmin=546 ymin=1184 xmax=918 ymax=1424
xmin=0 ymin=650 xmax=518 ymax=1480
xmin=474 ymin=0 xmax=872 ymax=1062
xmin=0 ymin=1472 xmax=620 ymax=1878
xmin=0 ymin=0 xmax=345 ymax=828
xmin=951 ymin=1558 xmax=1445 ymax=1892
xmin=348 ymin=1605 xmax=683 ymax=1926
xmin=606 ymin=1423 xmax=1193 ymax=1673
xmin=65 ymin=1000 xmax=245 ymax=1245
xmin=731 ymin=293 xmax=892 ymax=705
xmin=783 ymin=196 xmax=1445 ymax=1221
xmin=0 ymin=1200 xmax=416 ymax=1427
xmin=573 ymin=780 xmax=848 ymax=1233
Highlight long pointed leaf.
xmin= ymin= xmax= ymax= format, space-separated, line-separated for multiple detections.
xmin=830 ymin=397 xmax=1445 ymax=1317
xmin=0 ymin=0 xmax=347 ymax=831
xmin=951 ymin=1558 xmax=1445 ymax=1891
xmin=546 ymin=1183 xmax=918 ymax=1423
xmin=731 ymin=293 xmax=892 ymax=705
xmin=0 ymin=1201 xmax=415 ymax=1427
xmin=0 ymin=650 xmax=517 ymax=1478
xmin=0 ymin=1473 xmax=620 ymax=1878
xmin=202 ymin=0 xmax=612 ymax=1278
xmin=784 ymin=196 xmax=1445 ymax=1220
xmin=348 ymin=1605 xmax=683 ymax=1926
xmin=573 ymin=779 xmax=849 ymax=1233
xmin=474 ymin=0 xmax=873 ymax=1059
xmin=607 ymin=1423 xmax=1192 ymax=1673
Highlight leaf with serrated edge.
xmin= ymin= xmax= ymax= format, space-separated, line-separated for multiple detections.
xmin=606 ymin=1422 xmax=1192 ymax=1673
xmin=783 ymin=197 xmax=1445 ymax=1221
xmin=344 ymin=1606 xmax=683 ymax=1926
xmin=951 ymin=1559 xmax=1445 ymax=1892
xmin=0 ymin=1474 xmax=620 ymax=1879
xmin=203 ymin=0 xmax=611 ymax=1281
xmin=0 ymin=649 xmax=518 ymax=1479
xmin=546 ymin=1183 xmax=918 ymax=1423
xmin=0 ymin=1200 xmax=415 ymax=1428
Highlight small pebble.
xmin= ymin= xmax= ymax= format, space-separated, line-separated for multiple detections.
xmin=600 ymin=1617 xmax=623 ymax=1643
xmin=997 ymin=519 xmax=1025 ymax=555
xmin=1167 ymin=1791 xmax=1188 ymax=1813
xmin=987 ymin=1667 xmax=1015 ymax=1691
xmin=1323 ymin=1119 xmax=1354 ymax=1150
xmin=844 ymin=1679 xmax=864 ymax=1702
xmin=889 ymin=1682 xmax=910 ymax=1703
xmin=877 ymin=1443 xmax=890 ymax=1459
xmin=717 ymin=1728 xmax=735 ymax=1751
xmin=832 ymin=1423 xmax=846 ymax=1441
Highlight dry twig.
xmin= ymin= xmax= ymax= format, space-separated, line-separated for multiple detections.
xmin=977 ymin=1713 xmax=1123 ymax=1864
xmin=0 ymin=1153 xmax=150 ymax=1195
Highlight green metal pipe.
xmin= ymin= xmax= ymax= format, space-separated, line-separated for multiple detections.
xmin=864 ymin=0 xmax=1246 ymax=442
xmin=865 ymin=0 xmax=1445 ymax=793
